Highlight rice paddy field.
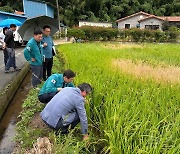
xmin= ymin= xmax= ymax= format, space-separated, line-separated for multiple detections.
xmin=58 ymin=43 xmax=180 ymax=153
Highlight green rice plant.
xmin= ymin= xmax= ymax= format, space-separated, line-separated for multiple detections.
xmin=58 ymin=43 xmax=180 ymax=153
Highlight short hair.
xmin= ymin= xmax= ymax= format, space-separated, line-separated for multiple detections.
xmin=63 ymin=69 xmax=76 ymax=79
xmin=10 ymin=24 xmax=17 ymax=28
xmin=3 ymin=27 xmax=9 ymax=35
xmin=78 ymin=83 xmax=92 ymax=93
xmin=34 ymin=30 xmax=43 ymax=35
xmin=43 ymin=25 xmax=51 ymax=30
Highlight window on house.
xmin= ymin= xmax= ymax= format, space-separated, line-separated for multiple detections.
xmin=145 ymin=25 xmax=160 ymax=30
xmin=125 ymin=24 xmax=130 ymax=29
xmin=136 ymin=23 xmax=140 ymax=28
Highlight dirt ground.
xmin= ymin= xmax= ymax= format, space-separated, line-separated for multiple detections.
xmin=29 ymin=112 xmax=49 ymax=130
xmin=13 ymin=113 xmax=52 ymax=154
xmin=113 ymin=59 xmax=180 ymax=84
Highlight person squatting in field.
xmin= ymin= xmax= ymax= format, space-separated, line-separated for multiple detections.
xmin=38 ymin=69 xmax=76 ymax=104
xmin=40 ymin=83 xmax=92 ymax=141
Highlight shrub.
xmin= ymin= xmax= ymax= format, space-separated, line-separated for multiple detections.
xmin=143 ymin=29 xmax=154 ymax=42
xmin=129 ymin=28 xmax=143 ymax=42
xmin=67 ymin=27 xmax=179 ymax=42
xmin=154 ymin=30 xmax=166 ymax=42
xmin=67 ymin=28 xmax=85 ymax=40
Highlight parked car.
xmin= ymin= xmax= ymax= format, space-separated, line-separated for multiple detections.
xmin=0 ymin=30 xmax=4 ymax=49
xmin=14 ymin=26 xmax=23 ymax=47
xmin=0 ymin=27 xmax=25 ymax=48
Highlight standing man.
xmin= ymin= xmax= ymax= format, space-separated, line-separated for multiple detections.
xmin=4 ymin=24 xmax=20 ymax=73
xmin=42 ymin=25 xmax=55 ymax=80
xmin=24 ymin=30 xmax=43 ymax=87
xmin=40 ymin=83 xmax=92 ymax=141
xmin=38 ymin=69 xmax=76 ymax=104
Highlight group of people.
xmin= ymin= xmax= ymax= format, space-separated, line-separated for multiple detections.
xmin=24 ymin=26 xmax=92 ymax=141
xmin=0 ymin=24 xmax=21 ymax=73
xmin=24 ymin=25 xmax=55 ymax=87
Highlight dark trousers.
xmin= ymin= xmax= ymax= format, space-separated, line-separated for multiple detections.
xmin=38 ymin=92 xmax=57 ymax=104
xmin=3 ymin=48 xmax=8 ymax=66
xmin=43 ymin=112 xmax=80 ymax=134
xmin=43 ymin=57 xmax=53 ymax=80
xmin=30 ymin=65 xmax=43 ymax=87
xmin=5 ymin=48 xmax=16 ymax=70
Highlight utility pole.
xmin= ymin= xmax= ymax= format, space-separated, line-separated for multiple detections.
xmin=56 ymin=0 xmax=61 ymax=38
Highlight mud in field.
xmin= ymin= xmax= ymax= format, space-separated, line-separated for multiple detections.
xmin=113 ymin=59 xmax=180 ymax=84
xmin=103 ymin=43 xmax=143 ymax=50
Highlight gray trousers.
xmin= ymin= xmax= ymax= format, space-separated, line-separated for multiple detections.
xmin=30 ymin=65 xmax=43 ymax=87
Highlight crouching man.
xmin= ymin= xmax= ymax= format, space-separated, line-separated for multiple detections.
xmin=40 ymin=83 xmax=92 ymax=141
xmin=38 ymin=69 xmax=76 ymax=104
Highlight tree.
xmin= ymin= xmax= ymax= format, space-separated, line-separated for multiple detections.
xmin=0 ymin=0 xmax=179 ymax=27
xmin=0 ymin=5 xmax=14 ymax=13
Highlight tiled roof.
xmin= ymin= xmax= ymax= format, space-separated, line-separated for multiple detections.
xmin=116 ymin=11 xmax=152 ymax=22
xmin=160 ymin=16 xmax=180 ymax=22
xmin=0 ymin=11 xmax=27 ymax=18
xmin=138 ymin=15 xmax=165 ymax=22
xmin=14 ymin=11 xmax=25 ymax=15
xmin=116 ymin=11 xmax=180 ymax=23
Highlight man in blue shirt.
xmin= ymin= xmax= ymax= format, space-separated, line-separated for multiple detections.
xmin=24 ymin=30 xmax=43 ymax=87
xmin=42 ymin=25 xmax=55 ymax=80
xmin=40 ymin=83 xmax=92 ymax=141
xmin=38 ymin=69 xmax=76 ymax=104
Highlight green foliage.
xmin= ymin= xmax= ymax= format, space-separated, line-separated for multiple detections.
xmin=154 ymin=30 xmax=166 ymax=42
xmin=0 ymin=0 xmax=23 ymax=11
xmin=162 ymin=21 xmax=171 ymax=31
xmin=1 ymin=0 xmax=180 ymax=27
xmin=59 ymin=43 xmax=180 ymax=153
xmin=67 ymin=28 xmax=85 ymax=40
xmin=129 ymin=28 xmax=143 ymax=42
xmin=15 ymin=88 xmax=45 ymax=148
xmin=0 ymin=5 xmax=14 ymax=13
xmin=68 ymin=26 xmax=119 ymax=41
xmin=15 ymin=43 xmax=180 ymax=153
xmin=15 ymin=56 xmax=101 ymax=153
xmin=68 ymin=27 xmax=179 ymax=42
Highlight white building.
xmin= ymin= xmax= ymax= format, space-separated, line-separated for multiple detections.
xmin=116 ymin=11 xmax=180 ymax=30
xmin=79 ymin=21 xmax=112 ymax=28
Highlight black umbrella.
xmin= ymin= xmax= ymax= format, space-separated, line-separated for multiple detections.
xmin=18 ymin=16 xmax=59 ymax=41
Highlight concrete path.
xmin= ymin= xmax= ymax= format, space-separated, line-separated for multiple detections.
xmin=0 ymin=47 xmax=26 ymax=92
xmin=0 ymin=39 xmax=72 ymax=92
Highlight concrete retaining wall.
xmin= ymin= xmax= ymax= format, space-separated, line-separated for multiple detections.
xmin=0 ymin=63 xmax=29 ymax=120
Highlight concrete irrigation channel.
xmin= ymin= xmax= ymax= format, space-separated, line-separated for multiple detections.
xmin=0 ymin=62 xmax=31 ymax=153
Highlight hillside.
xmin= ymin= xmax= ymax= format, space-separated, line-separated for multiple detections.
xmin=0 ymin=0 xmax=179 ymax=27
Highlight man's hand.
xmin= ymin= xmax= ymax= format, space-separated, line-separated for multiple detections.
xmin=2 ymin=43 xmax=6 ymax=49
xmin=83 ymin=134 xmax=89 ymax=141
xmin=31 ymin=58 xmax=36 ymax=62
xmin=2 ymin=45 xmax=5 ymax=50
xmin=43 ymin=42 xmax=48 ymax=47
xmin=57 ymin=88 xmax=62 ymax=91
